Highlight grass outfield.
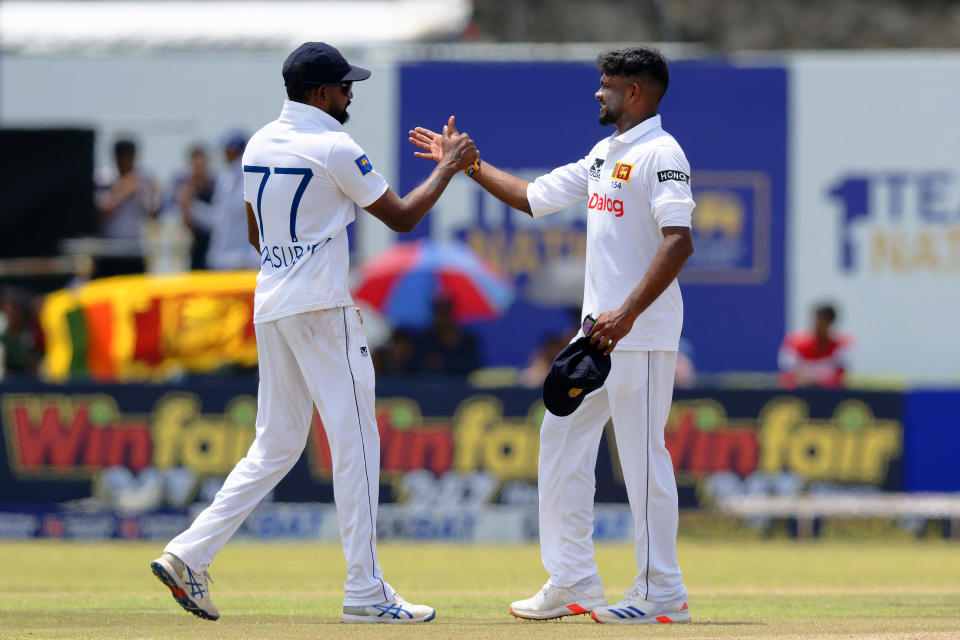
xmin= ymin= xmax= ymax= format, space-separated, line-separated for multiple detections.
xmin=1 ymin=539 xmax=958 ymax=639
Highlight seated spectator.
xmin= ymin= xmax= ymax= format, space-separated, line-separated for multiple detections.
xmin=0 ymin=286 xmax=43 ymax=376
xmin=95 ymin=138 xmax=161 ymax=240
xmin=414 ymin=296 xmax=481 ymax=377
xmin=520 ymin=334 xmax=569 ymax=388
xmin=169 ymin=144 xmax=216 ymax=269
xmin=778 ymin=303 xmax=852 ymax=388
xmin=373 ymin=328 xmax=417 ymax=376
xmin=206 ymin=130 xmax=260 ymax=270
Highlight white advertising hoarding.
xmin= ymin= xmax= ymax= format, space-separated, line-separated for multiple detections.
xmin=790 ymin=53 xmax=960 ymax=381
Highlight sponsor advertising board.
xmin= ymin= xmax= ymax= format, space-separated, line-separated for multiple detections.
xmin=790 ymin=53 xmax=960 ymax=379
xmin=398 ymin=61 xmax=787 ymax=372
xmin=0 ymin=379 xmax=922 ymax=540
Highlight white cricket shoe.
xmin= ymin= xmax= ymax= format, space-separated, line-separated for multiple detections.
xmin=509 ymin=581 xmax=606 ymax=620
xmin=590 ymin=587 xmax=690 ymax=624
xmin=340 ymin=593 xmax=436 ymax=624
xmin=150 ymin=552 xmax=220 ymax=621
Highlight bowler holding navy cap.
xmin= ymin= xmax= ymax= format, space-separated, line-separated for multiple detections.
xmin=411 ymin=46 xmax=696 ymax=624
xmin=542 ymin=337 xmax=611 ymax=417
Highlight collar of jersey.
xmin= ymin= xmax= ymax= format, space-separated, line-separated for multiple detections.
xmin=612 ymin=113 xmax=662 ymax=144
xmin=279 ymin=99 xmax=342 ymax=131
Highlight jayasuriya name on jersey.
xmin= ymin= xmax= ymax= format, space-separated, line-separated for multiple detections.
xmin=259 ymin=238 xmax=332 ymax=270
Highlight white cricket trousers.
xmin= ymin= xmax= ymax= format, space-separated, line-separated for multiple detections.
xmin=539 ymin=349 xmax=686 ymax=603
xmin=165 ymin=307 xmax=394 ymax=606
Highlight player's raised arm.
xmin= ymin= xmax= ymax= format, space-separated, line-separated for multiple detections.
xmin=365 ymin=116 xmax=478 ymax=232
xmin=409 ymin=122 xmax=533 ymax=215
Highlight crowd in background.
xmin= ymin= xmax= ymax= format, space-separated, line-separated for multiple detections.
xmin=0 ymin=286 xmax=44 ymax=377
xmin=94 ymin=133 xmax=259 ymax=273
xmin=0 ymin=132 xmax=259 ymax=378
xmin=0 ymin=134 xmax=850 ymax=389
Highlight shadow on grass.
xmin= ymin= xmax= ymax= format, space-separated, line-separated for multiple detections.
xmin=440 ymin=617 xmax=767 ymax=626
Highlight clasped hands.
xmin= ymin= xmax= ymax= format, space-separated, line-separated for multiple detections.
xmin=409 ymin=116 xmax=479 ymax=173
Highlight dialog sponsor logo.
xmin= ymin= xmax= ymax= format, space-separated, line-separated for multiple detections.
xmin=588 ymin=193 xmax=624 ymax=217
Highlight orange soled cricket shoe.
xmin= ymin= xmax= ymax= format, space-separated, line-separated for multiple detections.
xmin=509 ymin=581 xmax=606 ymax=620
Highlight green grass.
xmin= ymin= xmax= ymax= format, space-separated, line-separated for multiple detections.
xmin=1 ymin=539 xmax=959 ymax=639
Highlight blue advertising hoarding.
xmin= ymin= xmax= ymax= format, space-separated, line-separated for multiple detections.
xmin=397 ymin=60 xmax=787 ymax=372
xmin=903 ymin=390 xmax=960 ymax=492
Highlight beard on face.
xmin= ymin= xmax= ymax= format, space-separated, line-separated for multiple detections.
xmin=330 ymin=104 xmax=350 ymax=125
xmin=598 ymin=101 xmax=619 ymax=126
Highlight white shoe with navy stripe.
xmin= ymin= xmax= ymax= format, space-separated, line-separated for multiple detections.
xmin=590 ymin=588 xmax=690 ymax=624
xmin=340 ymin=593 xmax=435 ymax=624
xmin=150 ymin=552 xmax=220 ymax=621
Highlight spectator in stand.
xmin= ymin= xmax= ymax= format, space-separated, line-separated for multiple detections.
xmin=372 ymin=327 xmax=417 ymax=376
xmin=414 ymin=296 xmax=481 ymax=377
xmin=520 ymin=334 xmax=570 ymax=388
xmin=95 ymin=138 xmax=161 ymax=239
xmin=0 ymin=286 xmax=43 ymax=376
xmin=205 ymin=130 xmax=260 ymax=270
xmin=778 ymin=303 xmax=852 ymax=388
xmin=170 ymin=144 xmax=216 ymax=269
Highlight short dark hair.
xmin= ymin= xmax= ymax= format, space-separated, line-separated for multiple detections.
xmin=114 ymin=138 xmax=136 ymax=161
xmin=286 ymin=84 xmax=313 ymax=102
xmin=597 ymin=47 xmax=670 ymax=100
xmin=815 ymin=304 xmax=837 ymax=324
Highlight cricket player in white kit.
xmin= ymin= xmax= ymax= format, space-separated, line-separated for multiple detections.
xmin=410 ymin=46 xmax=695 ymax=624
xmin=150 ymin=42 xmax=478 ymax=624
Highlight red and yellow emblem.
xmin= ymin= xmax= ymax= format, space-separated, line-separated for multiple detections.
xmin=612 ymin=161 xmax=633 ymax=182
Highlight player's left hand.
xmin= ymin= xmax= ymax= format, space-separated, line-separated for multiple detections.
xmin=588 ymin=309 xmax=636 ymax=355
xmin=439 ymin=116 xmax=479 ymax=172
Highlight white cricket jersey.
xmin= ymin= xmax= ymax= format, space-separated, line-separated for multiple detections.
xmin=526 ymin=114 xmax=695 ymax=351
xmin=242 ymin=100 xmax=388 ymax=323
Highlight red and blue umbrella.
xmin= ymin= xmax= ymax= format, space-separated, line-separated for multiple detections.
xmin=352 ymin=240 xmax=514 ymax=328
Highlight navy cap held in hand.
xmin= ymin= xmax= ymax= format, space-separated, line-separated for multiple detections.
xmin=542 ymin=337 xmax=612 ymax=417
xmin=282 ymin=42 xmax=372 ymax=87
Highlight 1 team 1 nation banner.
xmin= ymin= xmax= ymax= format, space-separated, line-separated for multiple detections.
xmin=40 ymin=272 xmax=258 ymax=382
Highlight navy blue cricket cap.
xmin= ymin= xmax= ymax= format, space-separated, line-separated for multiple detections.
xmin=282 ymin=42 xmax=371 ymax=87
xmin=542 ymin=337 xmax=612 ymax=417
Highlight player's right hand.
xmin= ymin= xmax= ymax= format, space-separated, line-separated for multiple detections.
xmin=438 ymin=116 xmax=478 ymax=172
